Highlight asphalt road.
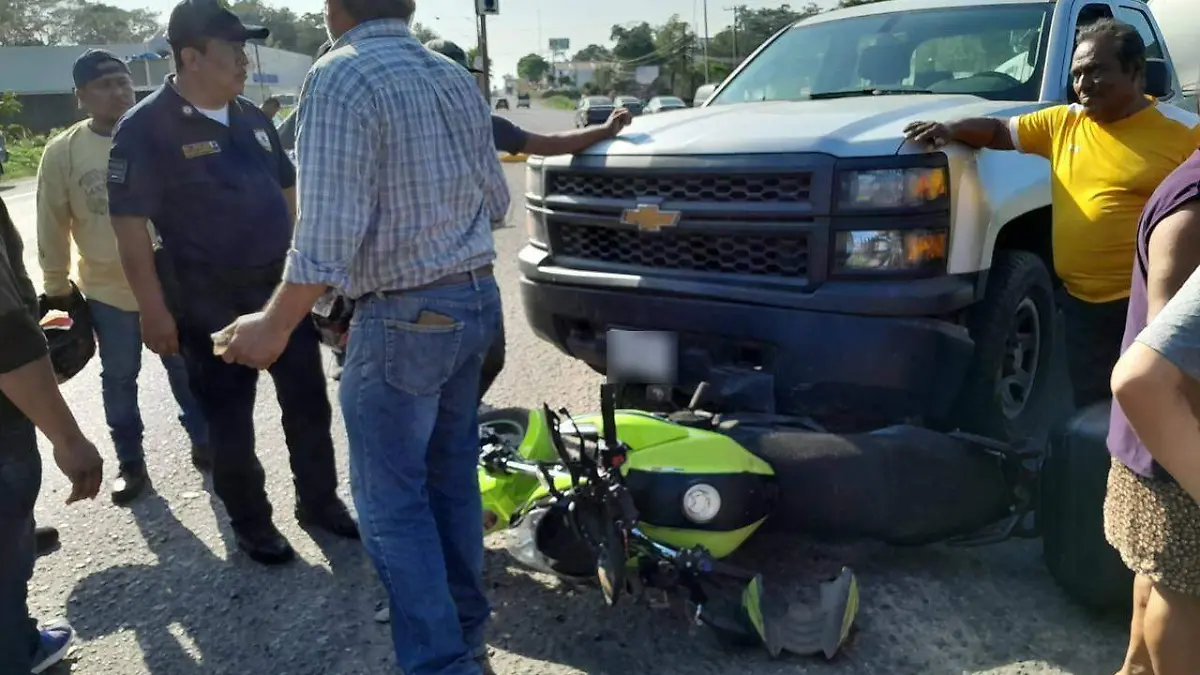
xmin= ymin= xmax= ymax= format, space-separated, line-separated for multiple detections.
xmin=1 ymin=105 xmax=1127 ymax=675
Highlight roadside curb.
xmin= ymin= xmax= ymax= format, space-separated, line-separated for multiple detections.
xmin=499 ymin=153 xmax=529 ymax=163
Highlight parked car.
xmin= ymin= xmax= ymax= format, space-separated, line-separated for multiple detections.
xmin=574 ymin=96 xmax=615 ymax=127
xmin=496 ymin=98 xmax=510 ymax=110
xmin=614 ymin=95 xmax=644 ymax=115
xmin=691 ymin=83 xmax=717 ymax=107
xmin=644 ymin=95 xmax=688 ymax=114
xmin=517 ymin=93 xmax=531 ymax=108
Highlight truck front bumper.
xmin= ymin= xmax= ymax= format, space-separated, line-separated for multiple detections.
xmin=520 ymin=245 xmax=980 ymax=424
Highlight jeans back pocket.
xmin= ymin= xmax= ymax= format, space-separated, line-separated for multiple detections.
xmin=383 ymin=312 xmax=466 ymax=397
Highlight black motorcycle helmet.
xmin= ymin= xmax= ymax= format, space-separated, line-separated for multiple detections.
xmin=38 ymin=283 xmax=96 ymax=384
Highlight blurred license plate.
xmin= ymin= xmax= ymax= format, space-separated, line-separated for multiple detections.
xmin=607 ymin=329 xmax=678 ymax=385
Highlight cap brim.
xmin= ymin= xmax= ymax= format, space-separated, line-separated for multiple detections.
xmin=222 ymin=24 xmax=269 ymax=41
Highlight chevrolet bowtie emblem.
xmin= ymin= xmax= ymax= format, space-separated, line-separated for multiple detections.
xmin=620 ymin=203 xmax=681 ymax=233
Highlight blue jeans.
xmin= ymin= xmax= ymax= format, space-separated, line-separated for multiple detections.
xmin=0 ymin=419 xmax=41 ymax=673
xmin=88 ymin=299 xmax=209 ymax=465
xmin=340 ymin=277 xmax=501 ymax=675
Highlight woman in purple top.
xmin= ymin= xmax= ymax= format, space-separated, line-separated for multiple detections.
xmin=1107 ymin=150 xmax=1200 ymax=674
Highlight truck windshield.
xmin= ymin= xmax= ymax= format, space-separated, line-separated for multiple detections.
xmin=710 ymin=4 xmax=1051 ymax=104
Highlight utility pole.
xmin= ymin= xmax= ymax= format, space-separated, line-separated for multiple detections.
xmin=724 ymin=6 xmax=741 ymax=62
xmin=702 ymin=0 xmax=710 ymax=82
xmin=478 ymin=15 xmax=491 ymax=97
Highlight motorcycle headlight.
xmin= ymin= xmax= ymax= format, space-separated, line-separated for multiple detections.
xmin=837 ymin=166 xmax=948 ymax=211
xmin=833 ymin=229 xmax=947 ymax=275
xmin=681 ymin=483 xmax=722 ymax=524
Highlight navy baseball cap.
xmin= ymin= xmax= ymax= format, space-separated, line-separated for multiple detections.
xmin=425 ymin=39 xmax=483 ymax=74
xmin=72 ymin=50 xmax=131 ymax=89
xmin=167 ymin=0 xmax=269 ymax=46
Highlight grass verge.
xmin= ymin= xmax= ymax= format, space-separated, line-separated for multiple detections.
xmin=2 ymin=136 xmax=47 ymax=181
xmin=542 ymin=95 xmax=575 ymax=111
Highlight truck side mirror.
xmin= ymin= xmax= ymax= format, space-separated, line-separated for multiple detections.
xmin=1145 ymin=58 xmax=1172 ymax=99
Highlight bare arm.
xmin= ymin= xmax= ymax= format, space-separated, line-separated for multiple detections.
xmin=523 ymin=126 xmax=619 ymax=156
xmin=1112 ymin=344 xmax=1200 ymax=503
xmin=283 ymin=186 xmax=297 ymax=225
xmin=111 ymin=216 xmax=169 ymax=316
xmin=1145 ymin=204 xmax=1200 ymax=318
xmin=904 ymin=117 xmax=1015 ymax=150
xmin=0 ymin=356 xmax=86 ymax=447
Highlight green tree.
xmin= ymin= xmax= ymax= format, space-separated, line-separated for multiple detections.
xmin=0 ymin=92 xmax=22 ymax=122
xmin=517 ymin=53 xmax=551 ymax=82
xmin=572 ymin=44 xmax=611 ymax=62
xmin=0 ymin=0 xmax=56 ymax=45
xmin=49 ymin=0 xmax=159 ymax=44
xmin=837 ymin=0 xmax=888 ymax=6
xmin=610 ymin=22 xmax=656 ymax=63
xmin=708 ymin=4 xmax=819 ymax=62
xmin=410 ymin=21 xmax=439 ymax=43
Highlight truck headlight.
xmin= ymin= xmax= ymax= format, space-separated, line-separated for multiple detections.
xmin=525 ymin=207 xmax=549 ymax=248
xmin=837 ymin=166 xmax=948 ymax=210
xmin=833 ymin=229 xmax=947 ymax=273
xmin=681 ymin=483 xmax=722 ymax=524
xmin=525 ymin=161 xmax=545 ymax=199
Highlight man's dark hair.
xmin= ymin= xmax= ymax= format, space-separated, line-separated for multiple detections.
xmin=338 ymin=0 xmax=415 ymax=24
xmin=171 ymin=38 xmax=208 ymax=72
xmin=1077 ymin=18 xmax=1147 ymax=75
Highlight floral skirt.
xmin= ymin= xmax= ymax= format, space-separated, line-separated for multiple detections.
xmin=1103 ymin=457 xmax=1200 ymax=596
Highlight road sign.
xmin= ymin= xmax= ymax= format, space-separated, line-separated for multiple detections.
xmin=475 ymin=0 xmax=498 ymax=15
xmin=548 ymin=38 xmax=570 ymax=52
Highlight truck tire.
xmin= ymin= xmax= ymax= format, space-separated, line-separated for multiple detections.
xmin=952 ymin=250 xmax=1056 ymax=442
xmin=1040 ymin=401 xmax=1132 ymax=613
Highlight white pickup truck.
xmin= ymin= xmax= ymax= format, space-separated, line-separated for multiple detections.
xmin=521 ymin=0 xmax=1196 ymax=443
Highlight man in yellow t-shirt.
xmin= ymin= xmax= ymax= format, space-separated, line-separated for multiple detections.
xmin=904 ymin=18 xmax=1200 ymax=408
xmin=37 ymin=50 xmax=210 ymax=505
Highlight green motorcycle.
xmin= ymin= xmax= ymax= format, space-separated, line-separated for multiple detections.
xmin=479 ymin=382 xmax=863 ymax=660
xmin=478 ymin=379 xmax=1046 ymax=658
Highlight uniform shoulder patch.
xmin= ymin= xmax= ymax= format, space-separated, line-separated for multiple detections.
xmin=254 ymin=128 xmax=272 ymax=152
xmin=107 ymin=158 xmax=128 ymax=184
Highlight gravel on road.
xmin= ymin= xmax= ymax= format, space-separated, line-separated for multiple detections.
xmin=5 ymin=111 xmax=1129 ymax=675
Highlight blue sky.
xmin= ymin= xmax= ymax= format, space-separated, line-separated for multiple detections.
xmin=105 ymin=0 xmax=841 ymax=79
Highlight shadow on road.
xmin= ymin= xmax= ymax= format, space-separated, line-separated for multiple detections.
xmin=483 ymin=533 xmax=1126 ymax=675
xmin=65 ymin=493 xmax=380 ymax=674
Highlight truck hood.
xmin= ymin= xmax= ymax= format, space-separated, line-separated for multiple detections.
xmin=584 ymin=95 xmax=1045 ymax=158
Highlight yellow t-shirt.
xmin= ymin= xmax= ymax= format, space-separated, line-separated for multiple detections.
xmin=37 ymin=120 xmax=139 ymax=312
xmin=1010 ymin=101 xmax=1200 ymax=303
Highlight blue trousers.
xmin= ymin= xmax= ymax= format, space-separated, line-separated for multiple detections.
xmin=340 ymin=277 xmax=502 ymax=675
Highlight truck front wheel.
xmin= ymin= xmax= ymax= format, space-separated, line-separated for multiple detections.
xmin=952 ymin=250 xmax=1056 ymax=441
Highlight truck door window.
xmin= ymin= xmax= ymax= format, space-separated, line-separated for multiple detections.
xmin=710 ymin=4 xmax=1051 ymax=105
xmin=1113 ymin=6 xmax=1164 ymax=59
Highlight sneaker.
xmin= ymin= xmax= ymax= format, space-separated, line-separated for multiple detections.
xmin=31 ymin=620 xmax=74 ymax=674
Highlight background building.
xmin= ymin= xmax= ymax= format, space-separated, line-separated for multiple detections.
xmin=0 ymin=41 xmax=312 ymax=134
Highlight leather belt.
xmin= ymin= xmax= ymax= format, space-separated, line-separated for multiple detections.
xmin=377 ymin=264 xmax=494 ymax=296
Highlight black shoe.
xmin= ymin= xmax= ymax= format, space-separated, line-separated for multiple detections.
xmin=233 ymin=522 xmax=295 ymax=566
xmin=111 ymin=462 xmax=151 ymax=506
xmin=296 ymin=498 xmax=360 ymax=540
xmin=191 ymin=443 xmax=212 ymax=472
xmin=35 ymin=525 xmax=60 ymax=557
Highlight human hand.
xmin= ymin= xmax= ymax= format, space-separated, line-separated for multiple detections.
xmin=53 ymin=435 xmax=103 ymax=504
xmin=903 ymin=121 xmax=952 ymax=147
xmin=215 ymin=311 xmax=291 ymax=370
xmin=604 ymin=108 xmax=633 ymax=136
xmin=141 ymin=303 xmax=179 ymax=356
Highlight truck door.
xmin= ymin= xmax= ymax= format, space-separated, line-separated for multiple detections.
xmin=1113 ymin=2 xmax=1188 ymax=109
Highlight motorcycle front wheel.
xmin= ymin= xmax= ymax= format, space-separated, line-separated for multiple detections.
xmin=479 ymin=407 xmax=531 ymax=447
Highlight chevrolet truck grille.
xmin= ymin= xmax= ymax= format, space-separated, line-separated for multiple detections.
xmin=550 ymin=172 xmax=812 ymax=203
xmin=555 ymin=223 xmax=809 ymax=277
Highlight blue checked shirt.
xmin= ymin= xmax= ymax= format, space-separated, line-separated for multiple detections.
xmin=282 ymin=19 xmax=508 ymax=298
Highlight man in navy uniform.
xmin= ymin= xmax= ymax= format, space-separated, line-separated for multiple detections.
xmin=106 ymin=0 xmax=357 ymax=565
